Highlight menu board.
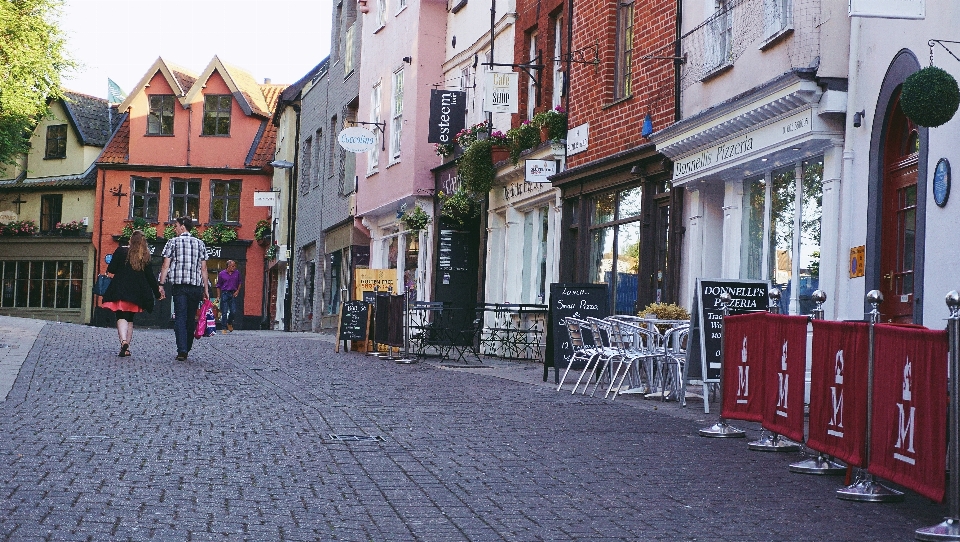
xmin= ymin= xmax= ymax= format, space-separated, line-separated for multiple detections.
xmin=336 ymin=300 xmax=370 ymax=348
xmin=438 ymin=229 xmax=471 ymax=272
xmin=544 ymin=283 xmax=609 ymax=383
xmin=694 ymin=278 xmax=770 ymax=383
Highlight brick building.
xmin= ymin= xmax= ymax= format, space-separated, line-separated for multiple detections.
xmin=549 ymin=0 xmax=681 ymax=314
xmin=95 ymin=57 xmax=285 ymax=328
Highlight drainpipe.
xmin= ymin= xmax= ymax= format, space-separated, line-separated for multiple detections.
xmin=837 ymin=19 xmax=861 ymax=320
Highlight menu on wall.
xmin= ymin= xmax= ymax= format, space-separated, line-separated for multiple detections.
xmin=438 ymin=230 xmax=471 ymax=272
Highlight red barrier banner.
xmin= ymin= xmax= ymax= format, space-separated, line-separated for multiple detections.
xmin=760 ymin=314 xmax=808 ymax=443
xmin=868 ymin=325 xmax=948 ymax=502
xmin=721 ymin=312 xmax=767 ymax=422
xmin=806 ymin=321 xmax=870 ymax=467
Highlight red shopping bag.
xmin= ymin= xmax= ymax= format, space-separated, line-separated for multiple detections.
xmin=195 ymin=299 xmax=214 ymax=339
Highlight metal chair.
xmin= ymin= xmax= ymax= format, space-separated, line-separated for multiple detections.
xmin=658 ymin=324 xmax=690 ymax=405
xmin=609 ymin=318 xmax=663 ymax=396
xmin=584 ymin=317 xmax=634 ymax=399
xmin=556 ymin=317 xmax=602 ymax=391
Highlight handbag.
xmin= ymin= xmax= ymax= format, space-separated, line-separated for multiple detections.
xmin=93 ymin=274 xmax=111 ymax=296
xmin=195 ymin=299 xmax=214 ymax=339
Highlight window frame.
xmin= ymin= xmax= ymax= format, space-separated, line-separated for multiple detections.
xmin=39 ymin=194 xmax=63 ymax=233
xmin=389 ymin=69 xmax=404 ymax=163
xmin=202 ymin=94 xmax=232 ymax=136
xmin=552 ymin=16 xmax=564 ymax=109
xmin=130 ymin=176 xmax=161 ymax=222
xmin=169 ymin=177 xmax=201 ymax=220
xmin=44 ymin=124 xmax=67 ymax=159
xmin=368 ymin=82 xmax=381 ymax=174
xmin=527 ymin=30 xmax=539 ymax=120
xmin=147 ymin=95 xmax=176 ymax=135
xmin=613 ymin=0 xmax=635 ymax=101
xmin=0 ymin=260 xmax=83 ymax=309
xmin=209 ymin=179 xmax=242 ymax=224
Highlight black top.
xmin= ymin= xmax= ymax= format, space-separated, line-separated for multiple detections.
xmin=102 ymin=247 xmax=162 ymax=313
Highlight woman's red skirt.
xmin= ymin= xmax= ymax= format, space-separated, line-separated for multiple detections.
xmin=102 ymin=300 xmax=143 ymax=313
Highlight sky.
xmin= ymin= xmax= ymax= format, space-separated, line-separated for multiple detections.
xmin=58 ymin=0 xmax=333 ymax=99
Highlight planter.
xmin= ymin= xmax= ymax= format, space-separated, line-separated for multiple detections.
xmin=256 ymin=237 xmax=270 ymax=247
xmin=491 ymin=145 xmax=510 ymax=164
xmin=540 ymin=125 xmax=550 ymax=143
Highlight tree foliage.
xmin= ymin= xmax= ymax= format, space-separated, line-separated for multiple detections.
xmin=0 ymin=0 xmax=74 ymax=164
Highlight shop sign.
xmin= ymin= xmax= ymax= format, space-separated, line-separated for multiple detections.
xmin=849 ymin=0 xmax=924 ymax=19
xmin=428 ymin=90 xmax=466 ymax=144
xmin=524 ymin=159 xmax=556 ymax=183
xmin=566 ymin=123 xmax=589 ymax=156
xmin=483 ymin=72 xmax=518 ymax=113
xmin=354 ymin=268 xmax=399 ymax=301
xmin=438 ymin=168 xmax=462 ymax=195
xmin=253 ymin=191 xmax=277 ymax=207
xmin=337 ymin=126 xmax=377 ymax=153
xmin=673 ymin=110 xmax=813 ymax=181
xmin=503 ymin=180 xmax=549 ymax=203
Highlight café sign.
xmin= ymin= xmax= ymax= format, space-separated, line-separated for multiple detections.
xmin=672 ymin=109 xmax=813 ymax=181
xmin=337 ymin=126 xmax=377 ymax=153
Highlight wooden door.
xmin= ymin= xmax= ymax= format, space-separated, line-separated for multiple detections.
xmin=879 ymin=93 xmax=919 ymax=323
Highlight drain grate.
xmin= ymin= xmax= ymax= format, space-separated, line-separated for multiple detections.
xmin=328 ymin=434 xmax=384 ymax=443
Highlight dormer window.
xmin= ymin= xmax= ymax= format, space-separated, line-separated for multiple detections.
xmin=147 ymin=95 xmax=175 ymax=135
xmin=44 ymin=124 xmax=67 ymax=159
xmin=202 ymin=95 xmax=232 ymax=136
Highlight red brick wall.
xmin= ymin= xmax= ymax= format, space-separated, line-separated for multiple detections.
xmin=564 ymin=0 xmax=677 ymax=168
xmin=514 ymin=0 xmax=567 ymax=126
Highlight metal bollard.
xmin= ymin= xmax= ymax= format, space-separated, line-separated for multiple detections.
xmin=748 ymin=288 xmax=801 ymax=452
xmin=836 ymin=290 xmax=904 ymax=502
xmin=790 ymin=289 xmax=846 ymax=475
xmin=699 ymin=292 xmax=746 ymax=438
xmin=916 ymin=291 xmax=960 ymax=540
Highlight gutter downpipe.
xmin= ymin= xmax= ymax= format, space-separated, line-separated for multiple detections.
xmin=837 ymin=18 xmax=861 ymax=320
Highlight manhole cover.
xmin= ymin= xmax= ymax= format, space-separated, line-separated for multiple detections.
xmin=328 ymin=434 xmax=384 ymax=443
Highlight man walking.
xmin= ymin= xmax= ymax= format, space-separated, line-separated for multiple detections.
xmin=216 ymin=260 xmax=241 ymax=333
xmin=158 ymin=217 xmax=209 ymax=361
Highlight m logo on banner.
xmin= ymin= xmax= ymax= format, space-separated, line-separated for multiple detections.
xmin=895 ymin=358 xmax=917 ymax=464
xmin=829 ymin=350 xmax=845 ymax=437
xmin=776 ymin=341 xmax=789 ymax=417
xmin=737 ymin=336 xmax=749 ymax=404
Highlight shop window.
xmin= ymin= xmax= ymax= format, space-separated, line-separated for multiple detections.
xmin=39 ymin=194 xmax=63 ymax=233
xmin=387 ymin=235 xmax=399 ymax=270
xmin=588 ymin=186 xmax=644 ymax=314
xmin=404 ymin=233 xmax=419 ymax=298
xmin=170 ymin=178 xmax=200 ymax=220
xmin=131 ymin=176 xmax=160 ymax=221
xmin=0 ymin=260 xmax=82 ymax=309
xmin=739 ymin=156 xmax=822 ymax=315
xmin=210 ymin=179 xmax=241 ymax=223
xmin=520 ymin=206 xmax=552 ymax=304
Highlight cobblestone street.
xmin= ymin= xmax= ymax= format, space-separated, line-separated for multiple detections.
xmin=0 ymin=317 xmax=948 ymax=541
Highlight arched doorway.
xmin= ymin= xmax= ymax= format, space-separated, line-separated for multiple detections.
xmin=878 ymin=91 xmax=920 ymax=323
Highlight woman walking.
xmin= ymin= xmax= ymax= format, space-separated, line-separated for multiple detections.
xmin=102 ymin=230 xmax=165 ymax=356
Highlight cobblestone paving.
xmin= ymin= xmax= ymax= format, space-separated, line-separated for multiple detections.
xmin=0 ymin=318 xmax=948 ymax=541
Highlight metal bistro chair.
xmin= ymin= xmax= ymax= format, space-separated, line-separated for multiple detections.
xmin=608 ymin=317 xmax=662 ymax=396
xmin=658 ymin=324 xmax=690 ymax=405
xmin=583 ymin=317 xmax=634 ymax=399
xmin=556 ymin=317 xmax=603 ymax=392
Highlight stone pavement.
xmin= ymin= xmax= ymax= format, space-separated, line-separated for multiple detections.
xmin=0 ymin=316 xmax=948 ymax=541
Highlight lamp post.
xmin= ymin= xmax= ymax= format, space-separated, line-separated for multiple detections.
xmin=270 ymin=159 xmax=295 ymax=331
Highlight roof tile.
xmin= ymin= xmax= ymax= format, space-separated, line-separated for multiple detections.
xmin=98 ymin=116 xmax=130 ymax=164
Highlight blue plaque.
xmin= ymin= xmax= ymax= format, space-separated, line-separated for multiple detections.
xmin=933 ymin=158 xmax=950 ymax=207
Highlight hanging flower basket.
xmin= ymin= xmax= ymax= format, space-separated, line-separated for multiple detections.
xmin=901 ymin=66 xmax=960 ymax=128
xmin=437 ymin=188 xmax=480 ymax=227
xmin=457 ymin=138 xmax=496 ymax=194
xmin=400 ymin=205 xmax=431 ymax=232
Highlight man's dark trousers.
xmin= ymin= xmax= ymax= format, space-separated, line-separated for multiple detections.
xmin=220 ymin=291 xmax=237 ymax=329
xmin=170 ymin=284 xmax=204 ymax=356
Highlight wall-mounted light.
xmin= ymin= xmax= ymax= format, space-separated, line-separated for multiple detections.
xmin=853 ymin=110 xmax=866 ymax=128
xmin=402 ymin=56 xmax=412 ymax=64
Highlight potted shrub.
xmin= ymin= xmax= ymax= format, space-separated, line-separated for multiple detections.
xmin=638 ymin=302 xmax=691 ymax=333
xmin=201 ymin=224 xmax=238 ymax=245
xmin=532 ymin=106 xmax=568 ymax=142
xmin=254 ymin=219 xmax=272 ymax=246
xmin=118 ymin=217 xmax=157 ymax=243
xmin=54 ymin=220 xmax=85 ymax=236
xmin=506 ymin=121 xmax=542 ymax=164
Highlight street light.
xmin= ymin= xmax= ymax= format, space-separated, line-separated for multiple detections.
xmin=270 ymin=159 xmax=296 ymax=331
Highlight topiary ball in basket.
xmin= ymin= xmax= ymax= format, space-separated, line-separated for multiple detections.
xmin=901 ymin=66 xmax=960 ymax=128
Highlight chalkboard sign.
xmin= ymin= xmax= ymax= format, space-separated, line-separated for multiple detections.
xmin=694 ymin=278 xmax=769 ymax=383
xmin=438 ymin=229 xmax=471 ymax=272
xmin=336 ymin=300 xmax=370 ymax=350
xmin=544 ymin=282 xmax=609 ymax=383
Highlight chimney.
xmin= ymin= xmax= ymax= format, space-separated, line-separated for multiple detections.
xmin=263 ymin=78 xmax=272 ymax=84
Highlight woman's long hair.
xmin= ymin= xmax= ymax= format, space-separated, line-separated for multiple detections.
xmin=126 ymin=230 xmax=151 ymax=271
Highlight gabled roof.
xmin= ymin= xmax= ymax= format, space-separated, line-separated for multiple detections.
xmin=97 ymin=114 xmax=130 ymax=164
xmin=184 ymin=56 xmax=271 ymax=118
xmin=247 ymin=84 xmax=288 ymax=168
xmin=60 ymin=91 xmax=113 ymax=147
xmin=116 ymin=58 xmax=198 ymax=113
xmin=273 ymin=57 xmax=330 ymax=126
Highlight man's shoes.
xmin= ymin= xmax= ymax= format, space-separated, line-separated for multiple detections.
xmin=227 ymin=324 xmax=234 ymax=332
xmin=221 ymin=327 xmax=230 ymax=334
xmin=175 ymin=352 xmax=188 ymax=361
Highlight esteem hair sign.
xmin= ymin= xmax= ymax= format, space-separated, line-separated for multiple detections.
xmin=337 ymin=126 xmax=377 ymax=153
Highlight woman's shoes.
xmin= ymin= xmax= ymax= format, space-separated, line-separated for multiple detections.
xmin=118 ymin=342 xmax=130 ymax=357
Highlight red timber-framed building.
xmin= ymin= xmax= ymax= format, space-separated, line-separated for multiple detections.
xmin=93 ymin=57 xmax=285 ymax=329
xmin=549 ymin=0 xmax=681 ymax=315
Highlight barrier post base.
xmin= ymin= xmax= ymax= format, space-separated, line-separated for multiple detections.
xmin=394 ymin=357 xmax=417 ymax=364
xmin=916 ymin=518 xmax=960 ymax=541
xmin=699 ymin=421 xmax=746 ymax=438
xmin=748 ymin=431 xmax=801 ymax=452
xmin=789 ymin=453 xmax=846 ymax=475
xmin=836 ymin=472 xmax=904 ymax=502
